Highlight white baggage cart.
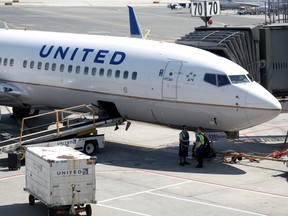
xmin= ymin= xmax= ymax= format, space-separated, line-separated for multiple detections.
xmin=24 ymin=146 xmax=97 ymax=216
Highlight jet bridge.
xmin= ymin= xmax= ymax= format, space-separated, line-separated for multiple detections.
xmin=176 ymin=26 xmax=261 ymax=82
xmin=176 ymin=24 xmax=288 ymax=97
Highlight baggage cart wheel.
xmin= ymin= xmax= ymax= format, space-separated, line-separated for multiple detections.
xmin=85 ymin=204 xmax=92 ymax=216
xmin=28 ymin=194 xmax=35 ymax=206
xmin=83 ymin=142 xmax=96 ymax=155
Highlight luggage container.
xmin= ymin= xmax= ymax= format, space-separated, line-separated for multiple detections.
xmin=8 ymin=151 xmax=21 ymax=170
xmin=24 ymin=146 xmax=96 ymax=216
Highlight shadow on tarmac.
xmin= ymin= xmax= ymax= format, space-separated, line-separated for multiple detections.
xmin=0 ymin=202 xmax=55 ymax=216
xmin=96 ymin=142 xmax=247 ymax=175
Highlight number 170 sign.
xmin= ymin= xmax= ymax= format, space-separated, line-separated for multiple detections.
xmin=191 ymin=1 xmax=220 ymax=17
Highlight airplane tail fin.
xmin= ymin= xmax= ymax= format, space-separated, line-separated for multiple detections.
xmin=128 ymin=6 xmax=143 ymax=38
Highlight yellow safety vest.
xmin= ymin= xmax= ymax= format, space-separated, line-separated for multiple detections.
xmin=196 ymin=133 xmax=205 ymax=149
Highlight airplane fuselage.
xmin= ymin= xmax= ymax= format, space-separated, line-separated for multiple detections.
xmin=0 ymin=29 xmax=282 ymax=131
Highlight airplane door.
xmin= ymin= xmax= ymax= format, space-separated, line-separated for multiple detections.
xmin=162 ymin=61 xmax=182 ymax=100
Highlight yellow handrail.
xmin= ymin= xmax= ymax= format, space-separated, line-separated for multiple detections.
xmin=19 ymin=104 xmax=96 ymax=145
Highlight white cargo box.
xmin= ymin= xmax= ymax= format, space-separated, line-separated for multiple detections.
xmin=24 ymin=146 xmax=96 ymax=208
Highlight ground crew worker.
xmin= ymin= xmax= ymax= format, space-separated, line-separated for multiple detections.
xmin=195 ymin=127 xmax=205 ymax=168
xmin=179 ymin=125 xmax=190 ymax=166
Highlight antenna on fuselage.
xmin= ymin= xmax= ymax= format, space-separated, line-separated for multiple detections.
xmin=127 ymin=6 xmax=143 ymax=38
xmin=4 ymin=22 xmax=9 ymax=30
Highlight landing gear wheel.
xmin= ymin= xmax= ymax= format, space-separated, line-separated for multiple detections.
xmin=48 ymin=208 xmax=55 ymax=216
xmin=28 ymin=194 xmax=35 ymax=206
xmin=83 ymin=142 xmax=96 ymax=155
xmin=85 ymin=204 xmax=92 ymax=216
xmin=12 ymin=107 xmax=30 ymax=118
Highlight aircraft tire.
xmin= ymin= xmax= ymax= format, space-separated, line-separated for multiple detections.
xmin=12 ymin=107 xmax=30 ymax=118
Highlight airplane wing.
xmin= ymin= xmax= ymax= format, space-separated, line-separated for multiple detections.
xmin=240 ymin=2 xmax=260 ymax=7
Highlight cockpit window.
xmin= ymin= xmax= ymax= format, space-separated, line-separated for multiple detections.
xmin=229 ymin=75 xmax=251 ymax=84
xmin=204 ymin=73 xmax=231 ymax=87
xmin=247 ymin=74 xmax=254 ymax=82
xmin=217 ymin=75 xmax=230 ymax=87
xmin=204 ymin=73 xmax=216 ymax=86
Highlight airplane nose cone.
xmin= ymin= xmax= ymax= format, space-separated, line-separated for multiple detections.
xmin=245 ymin=84 xmax=282 ymax=126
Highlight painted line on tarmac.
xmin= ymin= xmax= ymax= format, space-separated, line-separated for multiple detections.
xmin=0 ymin=173 xmax=24 ymax=181
xmin=139 ymin=169 xmax=288 ymax=199
xmin=148 ymin=191 xmax=268 ymax=216
xmin=97 ymin=204 xmax=152 ymax=216
xmin=98 ymin=180 xmax=191 ymax=204
xmin=98 ymin=174 xmax=268 ymax=216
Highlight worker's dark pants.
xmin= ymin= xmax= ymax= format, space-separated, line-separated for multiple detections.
xmin=196 ymin=147 xmax=204 ymax=167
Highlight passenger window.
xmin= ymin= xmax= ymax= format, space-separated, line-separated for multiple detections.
xmin=84 ymin=67 xmax=89 ymax=75
xmin=123 ymin=70 xmax=129 ymax=79
xmin=132 ymin=72 xmax=137 ymax=80
xmin=75 ymin=66 xmax=80 ymax=74
xmin=30 ymin=61 xmax=35 ymax=69
xmin=115 ymin=70 xmax=120 ymax=78
xmin=52 ymin=63 xmax=56 ymax=71
xmin=60 ymin=64 xmax=65 ymax=72
xmin=204 ymin=73 xmax=216 ymax=86
xmin=217 ymin=75 xmax=230 ymax=87
xmin=68 ymin=65 xmax=73 ymax=73
xmin=3 ymin=58 xmax=8 ymax=66
xmin=23 ymin=60 xmax=27 ymax=68
xmin=92 ymin=68 xmax=96 ymax=76
xmin=99 ymin=68 xmax=104 ymax=77
xmin=45 ymin=63 xmax=49 ymax=70
xmin=107 ymin=69 xmax=112 ymax=77
xmin=9 ymin=59 xmax=14 ymax=67
xmin=37 ymin=62 xmax=42 ymax=69
xmin=0 ymin=58 xmax=2 ymax=65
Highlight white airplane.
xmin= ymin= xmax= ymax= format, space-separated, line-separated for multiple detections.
xmin=220 ymin=0 xmax=260 ymax=10
xmin=0 ymin=6 xmax=282 ymax=134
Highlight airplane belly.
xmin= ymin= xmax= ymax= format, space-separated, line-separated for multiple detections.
xmin=115 ymin=98 xmax=252 ymax=131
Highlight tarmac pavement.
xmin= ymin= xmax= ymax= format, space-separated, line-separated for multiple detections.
xmin=0 ymin=5 xmax=287 ymax=216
